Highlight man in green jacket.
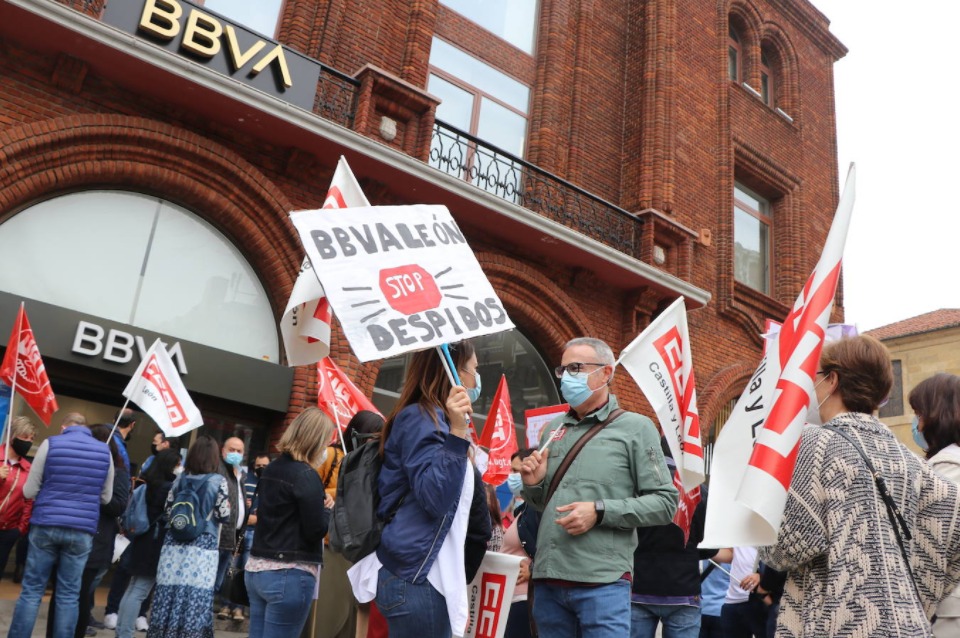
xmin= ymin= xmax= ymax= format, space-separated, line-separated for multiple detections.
xmin=521 ymin=337 xmax=678 ymax=638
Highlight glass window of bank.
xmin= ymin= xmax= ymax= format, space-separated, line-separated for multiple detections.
xmin=0 ymin=190 xmax=280 ymax=465
xmin=199 ymin=0 xmax=285 ymax=38
xmin=372 ymin=329 xmax=560 ymax=447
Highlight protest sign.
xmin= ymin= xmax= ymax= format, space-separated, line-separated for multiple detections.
xmin=290 ymin=205 xmax=514 ymax=362
xmin=524 ymin=404 xmax=568 ymax=448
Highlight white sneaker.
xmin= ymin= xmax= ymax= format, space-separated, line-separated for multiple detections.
xmin=135 ymin=616 xmax=149 ymax=632
xmin=103 ymin=614 xmax=118 ymax=630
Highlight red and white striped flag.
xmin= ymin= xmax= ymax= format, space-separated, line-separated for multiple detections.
xmin=316 ymin=356 xmax=381 ymax=428
xmin=281 ymin=157 xmax=369 ymax=366
xmin=701 ymin=164 xmax=856 ymax=547
xmin=122 ymin=339 xmax=203 ymax=438
xmin=0 ymin=304 xmax=58 ymax=425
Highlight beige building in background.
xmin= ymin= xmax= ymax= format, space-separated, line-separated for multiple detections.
xmin=867 ymin=309 xmax=960 ymax=453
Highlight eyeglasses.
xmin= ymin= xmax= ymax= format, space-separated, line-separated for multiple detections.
xmin=554 ymin=362 xmax=606 ymax=378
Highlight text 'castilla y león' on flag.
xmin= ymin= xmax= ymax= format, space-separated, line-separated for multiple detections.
xmin=123 ymin=339 xmax=203 ymax=438
xmin=701 ymin=163 xmax=857 ymax=548
xmin=617 ymin=297 xmax=703 ymax=542
xmin=281 ymin=156 xmax=370 ymax=367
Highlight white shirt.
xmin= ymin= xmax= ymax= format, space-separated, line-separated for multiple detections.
xmin=725 ymin=546 xmax=758 ymax=604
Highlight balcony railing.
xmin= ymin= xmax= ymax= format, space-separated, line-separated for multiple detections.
xmin=430 ymin=120 xmax=644 ymax=258
xmin=314 ymin=64 xmax=361 ymax=129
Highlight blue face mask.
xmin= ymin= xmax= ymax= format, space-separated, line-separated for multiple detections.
xmin=560 ymin=368 xmax=602 ymax=408
xmin=225 ymin=452 xmax=243 ymax=467
xmin=912 ymin=416 xmax=928 ymax=451
xmin=506 ymin=472 xmax=523 ymax=496
xmin=464 ymin=370 xmax=481 ymax=403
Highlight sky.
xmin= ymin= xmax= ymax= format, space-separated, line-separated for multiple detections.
xmin=809 ymin=1 xmax=960 ymax=331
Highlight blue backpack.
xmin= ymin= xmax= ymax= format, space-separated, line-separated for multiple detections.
xmin=168 ymin=475 xmax=215 ymax=542
xmin=121 ymin=483 xmax=151 ymax=538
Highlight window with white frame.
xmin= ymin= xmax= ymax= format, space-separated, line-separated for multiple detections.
xmin=199 ymin=0 xmax=284 ymax=38
xmin=439 ymin=0 xmax=539 ymax=53
xmin=733 ymin=184 xmax=771 ymax=294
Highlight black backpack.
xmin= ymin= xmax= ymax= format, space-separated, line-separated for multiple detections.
xmin=329 ymin=440 xmax=398 ymax=562
xmin=168 ymin=475 xmax=214 ymax=543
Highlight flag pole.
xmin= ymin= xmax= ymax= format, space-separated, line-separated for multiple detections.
xmin=437 ymin=344 xmax=471 ymax=427
xmin=333 ymin=406 xmax=347 ymax=454
xmin=4 ymin=303 xmax=24 ymax=463
xmin=109 ymin=396 xmax=133 ymax=441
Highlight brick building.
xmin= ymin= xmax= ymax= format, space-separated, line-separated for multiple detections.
xmin=0 ymin=0 xmax=845 ymax=456
xmin=868 ymin=310 xmax=960 ymax=452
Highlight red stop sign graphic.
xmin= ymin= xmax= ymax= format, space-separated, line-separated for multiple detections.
xmin=379 ymin=265 xmax=442 ymax=315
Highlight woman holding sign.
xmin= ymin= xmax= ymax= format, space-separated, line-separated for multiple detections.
xmin=374 ymin=341 xmax=491 ymax=637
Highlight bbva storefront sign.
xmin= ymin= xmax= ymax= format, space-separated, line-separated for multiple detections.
xmin=103 ymin=0 xmax=322 ymax=110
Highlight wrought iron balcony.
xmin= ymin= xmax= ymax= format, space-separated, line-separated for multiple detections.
xmin=430 ymin=120 xmax=644 ymax=258
xmin=314 ymin=64 xmax=361 ymax=129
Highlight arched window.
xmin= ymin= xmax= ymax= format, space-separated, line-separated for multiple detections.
xmin=728 ymin=25 xmax=742 ymax=83
xmin=760 ymin=45 xmax=776 ymax=107
xmin=0 ymin=191 xmax=280 ymax=362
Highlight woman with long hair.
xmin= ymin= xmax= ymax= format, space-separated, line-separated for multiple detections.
xmin=371 ymin=340 xmax=491 ymax=638
xmin=115 ymin=448 xmax=182 ymax=638
xmin=760 ymin=336 xmax=960 ymax=637
xmin=245 ymin=406 xmax=333 ymax=638
xmin=147 ymin=435 xmax=230 ymax=638
xmin=910 ymin=372 xmax=960 ymax=637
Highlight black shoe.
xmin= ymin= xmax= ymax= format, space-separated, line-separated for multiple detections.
xmin=85 ymin=627 xmax=97 ymax=637
xmin=89 ymin=618 xmax=106 ymax=630
xmin=12 ymin=564 xmax=23 ymax=584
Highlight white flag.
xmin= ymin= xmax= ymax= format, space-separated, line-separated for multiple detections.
xmin=281 ymin=156 xmax=370 ymax=366
xmin=618 ymin=297 xmax=704 ymax=490
xmin=122 ymin=340 xmax=203 ymax=438
xmin=701 ymin=164 xmax=856 ymax=548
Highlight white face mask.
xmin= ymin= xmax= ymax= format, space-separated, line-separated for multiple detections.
xmin=806 ymin=376 xmax=831 ymax=426
xmin=173 ymin=466 xmax=184 ymax=476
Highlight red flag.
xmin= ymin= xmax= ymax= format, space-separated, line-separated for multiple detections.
xmin=0 ymin=305 xmax=58 ymax=425
xmin=316 ymin=357 xmax=381 ymax=429
xmin=478 ymin=375 xmax=517 ymax=486
xmin=670 ymin=470 xmax=701 ymax=544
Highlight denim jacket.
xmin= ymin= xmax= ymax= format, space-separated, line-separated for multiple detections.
xmin=522 ymin=395 xmax=678 ymax=583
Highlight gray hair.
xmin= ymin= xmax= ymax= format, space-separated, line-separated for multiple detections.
xmin=10 ymin=416 xmax=36 ymax=440
xmin=563 ymin=337 xmax=615 ymax=365
xmin=60 ymin=412 xmax=86 ymax=428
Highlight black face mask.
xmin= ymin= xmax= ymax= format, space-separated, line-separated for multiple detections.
xmin=254 ymin=468 xmax=263 ymax=478
xmin=150 ymin=444 xmax=158 ymax=456
xmin=10 ymin=438 xmax=32 ymax=458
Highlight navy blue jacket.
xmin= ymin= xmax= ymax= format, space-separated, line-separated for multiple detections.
xmin=377 ymin=404 xmax=486 ymax=584
xmin=32 ymin=427 xmax=111 ymax=535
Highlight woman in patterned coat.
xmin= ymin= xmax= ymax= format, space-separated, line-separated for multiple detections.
xmin=760 ymin=335 xmax=960 ymax=638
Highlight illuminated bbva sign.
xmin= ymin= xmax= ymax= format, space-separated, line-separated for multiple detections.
xmin=103 ymin=0 xmax=322 ymax=110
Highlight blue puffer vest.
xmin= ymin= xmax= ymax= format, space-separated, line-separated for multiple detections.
xmin=31 ymin=426 xmax=111 ymax=535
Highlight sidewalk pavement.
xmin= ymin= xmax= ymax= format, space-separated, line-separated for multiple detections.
xmin=0 ymin=579 xmax=248 ymax=637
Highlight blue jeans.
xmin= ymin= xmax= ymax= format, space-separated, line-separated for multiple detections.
xmin=116 ymin=575 xmax=155 ymax=638
xmin=0 ymin=527 xmax=19 ymax=581
xmin=7 ymin=525 xmax=93 ymax=638
xmin=533 ymin=580 xmax=631 ymax=638
xmin=376 ymin=566 xmax=451 ymax=638
xmin=631 ymin=603 xmax=701 ymax=638
xmin=246 ymin=568 xmax=316 ymax=638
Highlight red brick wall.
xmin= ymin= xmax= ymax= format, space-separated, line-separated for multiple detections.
xmin=10 ymin=0 xmax=845 ymax=440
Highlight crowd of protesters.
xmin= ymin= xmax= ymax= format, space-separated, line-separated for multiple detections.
xmin=6 ymin=334 xmax=960 ymax=637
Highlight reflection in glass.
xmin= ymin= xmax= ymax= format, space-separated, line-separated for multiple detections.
xmin=0 ymin=191 xmax=279 ymax=362
xmin=372 ymin=329 xmax=560 ymax=447
xmin=439 ymin=0 xmax=538 ymax=53
xmin=201 ymin=0 xmax=284 ymax=38
xmin=430 ymin=38 xmax=530 ymax=112
xmin=734 ymin=206 xmax=769 ymax=294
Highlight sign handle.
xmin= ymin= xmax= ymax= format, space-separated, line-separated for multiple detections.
xmin=437 ymin=344 xmax=471 ymax=426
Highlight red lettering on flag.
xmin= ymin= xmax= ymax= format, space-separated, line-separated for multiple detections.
xmin=142 ymin=356 xmax=189 ymax=428
xmin=322 ymin=185 xmax=347 ymax=209
xmin=748 ymin=441 xmax=800 ymax=490
xmin=652 ymin=327 xmax=703 ymax=459
xmin=476 ymin=572 xmax=507 ymax=638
